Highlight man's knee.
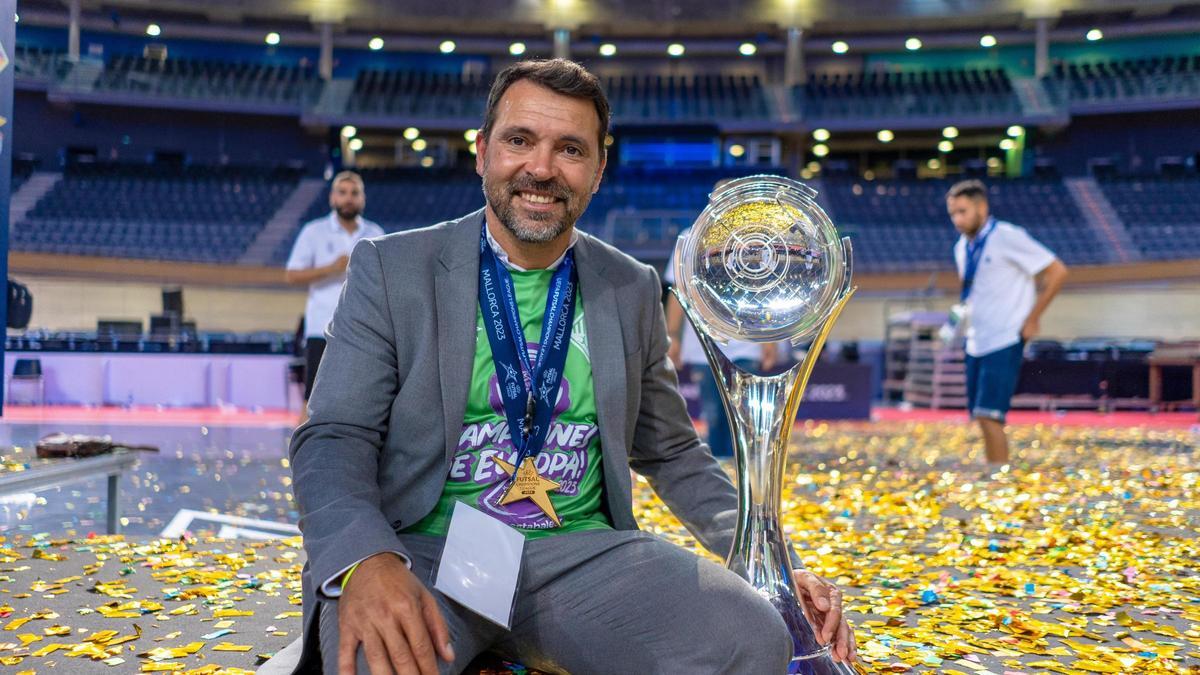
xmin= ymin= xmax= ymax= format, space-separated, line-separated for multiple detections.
xmin=697 ymin=582 xmax=792 ymax=673
xmin=735 ymin=597 xmax=793 ymax=672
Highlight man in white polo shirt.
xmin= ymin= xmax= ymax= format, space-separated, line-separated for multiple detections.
xmin=285 ymin=171 xmax=384 ymax=414
xmin=665 ymin=236 xmax=777 ymax=457
xmin=946 ymin=179 xmax=1069 ymax=465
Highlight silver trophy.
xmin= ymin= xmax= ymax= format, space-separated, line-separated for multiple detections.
xmin=672 ymin=175 xmax=856 ymax=674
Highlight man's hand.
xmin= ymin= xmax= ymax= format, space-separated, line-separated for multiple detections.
xmin=338 ymin=553 xmax=454 ymax=675
xmin=667 ymin=340 xmax=683 ymax=370
xmin=793 ymin=569 xmax=857 ymax=665
xmin=1020 ymin=316 xmax=1039 ymax=341
xmin=329 ymin=254 xmax=350 ymax=276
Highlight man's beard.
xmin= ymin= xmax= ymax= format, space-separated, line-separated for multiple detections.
xmin=483 ymin=168 xmax=588 ymax=244
xmin=334 ymin=205 xmax=361 ymax=221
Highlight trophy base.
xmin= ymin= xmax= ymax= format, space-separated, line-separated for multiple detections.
xmin=789 ymin=648 xmax=857 ymax=675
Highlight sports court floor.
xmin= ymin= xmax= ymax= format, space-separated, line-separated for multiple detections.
xmin=0 ymin=405 xmax=1196 ymax=673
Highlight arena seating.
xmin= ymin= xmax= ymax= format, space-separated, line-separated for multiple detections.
xmin=602 ymin=73 xmax=771 ymax=121
xmin=346 ymin=69 xmax=491 ymax=118
xmin=820 ymin=177 xmax=1110 ymax=270
xmin=796 ymin=68 xmax=1022 ymax=120
xmin=93 ymin=55 xmax=323 ymax=108
xmin=13 ymin=44 xmax=69 ymax=84
xmin=1096 ymin=175 xmax=1200 ymax=261
xmin=13 ymin=163 xmax=302 ymax=263
xmin=346 ymin=70 xmax=771 ymax=122
xmin=1045 ymin=55 xmax=1200 ymax=107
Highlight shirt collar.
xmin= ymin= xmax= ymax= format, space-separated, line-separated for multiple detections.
xmin=485 ymin=225 xmax=579 ymax=272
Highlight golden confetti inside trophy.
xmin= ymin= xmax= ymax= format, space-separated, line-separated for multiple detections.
xmin=672 ymin=175 xmax=856 ymax=674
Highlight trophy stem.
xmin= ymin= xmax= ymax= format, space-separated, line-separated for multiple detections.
xmin=675 ymin=288 xmax=857 ymax=674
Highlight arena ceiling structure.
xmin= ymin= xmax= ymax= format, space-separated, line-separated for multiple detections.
xmin=15 ymin=0 xmax=1200 ymax=44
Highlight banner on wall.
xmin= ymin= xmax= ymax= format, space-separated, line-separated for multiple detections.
xmin=677 ymin=362 xmax=873 ymax=422
xmin=0 ymin=0 xmax=15 ymax=415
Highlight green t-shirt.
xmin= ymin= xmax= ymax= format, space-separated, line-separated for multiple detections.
xmin=404 ymin=268 xmax=612 ymax=539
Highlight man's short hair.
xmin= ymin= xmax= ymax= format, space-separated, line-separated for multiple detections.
xmin=946 ymin=179 xmax=988 ymax=202
xmin=480 ymin=59 xmax=610 ymax=151
xmin=332 ymin=171 xmax=364 ymax=190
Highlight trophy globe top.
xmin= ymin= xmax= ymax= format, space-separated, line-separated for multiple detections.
xmin=672 ymin=175 xmax=852 ymax=344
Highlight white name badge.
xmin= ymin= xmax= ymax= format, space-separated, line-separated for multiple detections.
xmin=434 ymin=501 xmax=524 ymax=629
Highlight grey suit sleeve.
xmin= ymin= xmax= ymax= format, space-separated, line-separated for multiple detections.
xmin=290 ymin=238 xmax=407 ymax=599
xmin=627 ymin=268 xmax=741 ymax=561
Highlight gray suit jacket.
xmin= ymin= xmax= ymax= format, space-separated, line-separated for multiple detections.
xmin=289 ymin=209 xmax=739 ymax=669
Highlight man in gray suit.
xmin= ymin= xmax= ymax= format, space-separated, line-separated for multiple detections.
xmin=290 ymin=59 xmax=856 ymax=675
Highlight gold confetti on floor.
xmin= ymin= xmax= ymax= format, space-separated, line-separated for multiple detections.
xmin=637 ymin=420 xmax=1200 ymax=674
xmin=3 ymin=420 xmax=1198 ymax=673
xmin=0 ymin=534 xmax=302 ymax=673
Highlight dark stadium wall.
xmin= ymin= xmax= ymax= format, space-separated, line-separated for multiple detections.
xmin=1035 ymin=110 xmax=1200 ymax=176
xmin=13 ymin=91 xmax=327 ymax=169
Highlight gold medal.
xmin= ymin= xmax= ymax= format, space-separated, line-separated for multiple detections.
xmin=493 ymin=457 xmax=562 ymax=526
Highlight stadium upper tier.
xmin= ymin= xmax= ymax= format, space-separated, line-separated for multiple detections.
xmin=796 ymin=68 xmax=1021 ymax=123
xmin=14 ymin=44 xmax=1200 ymax=126
xmin=14 ymin=163 xmax=1194 ymax=270
xmin=95 ymin=54 xmax=324 ymax=110
xmin=1045 ymin=54 xmax=1200 ymax=111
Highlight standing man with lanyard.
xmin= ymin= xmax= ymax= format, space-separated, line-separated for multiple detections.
xmin=945 ymin=180 xmax=1069 ymax=465
xmin=290 ymin=59 xmax=856 ymax=674
xmin=285 ymin=171 xmax=384 ymax=421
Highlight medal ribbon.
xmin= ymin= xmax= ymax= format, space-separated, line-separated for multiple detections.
xmin=477 ymin=225 xmax=578 ymax=478
xmin=960 ymin=217 xmax=996 ymax=302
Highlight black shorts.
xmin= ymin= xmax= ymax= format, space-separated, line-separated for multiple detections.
xmin=304 ymin=337 xmax=327 ymax=401
xmin=965 ymin=340 xmax=1025 ymax=423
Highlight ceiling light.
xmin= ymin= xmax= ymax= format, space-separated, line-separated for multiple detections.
xmin=1007 ymin=125 xmax=1024 ymax=137
xmin=509 ymin=42 xmax=526 ymax=56
xmin=1086 ymin=29 xmax=1103 ymax=41
xmin=905 ymin=38 xmax=922 ymax=51
xmin=667 ymin=43 xmax=685 ymax=57
xmin=739 ymin=43 xmax=757 ymax=56
xmin=403 ymin=127 xmax=420 ymax=141
xmin=927 ymin=158 xmax=942 ymax=170
xmin=813 ymin=144 xmax=830 ymax=157
xmin=368 ymin=37 xmax=385 ymax=51
xmin=812 ymin=128 xmax=831 ymax=142
xmin=728 ymin=144 xmax=746 ymax=158
xmin=265 ymin=32 xmax=281 ymax=46
xmin=938 ymin=140 xmax=954 ymax=153
xmin=420 ymin=156 xmax=435 ymax=168
xmin=806 ymin=161 xmax=820 ymax=172
xmin=146 ymin=23 xmax=161 ymax=37
xmin=464 ymin=129 xmax=478 ymax=142
xmin=348 ymin=138 xmax=364 ymax=152
xmin=412 ymin=138 xmax=428 ymax=152
xmin=831 ymin=41 xmax=849 ymax=54
xmin=440 ymin=40 xmax=457 ymax=54
xmin=987 ymin=157 xmax=1003 ymax=168
xmin=341 ymin=126 xmax=357 ymax=139
xmin=942 ymin=126 xmax=959 ymax=139
xmin=599 ymin=43 xmax=617 ymax=57
xmin=1000 ymin=139 xmax=1016 ymax=151
xmin=980 ymin=34 xmax=997 ymax=48
xmin=877 ymin=129 xmax=894 ymax=143
xmin=469 ymin=142 xmax=478 ymax=155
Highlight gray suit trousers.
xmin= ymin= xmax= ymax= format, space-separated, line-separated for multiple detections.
xmin=320 ymin=529 xmax=792 ymax=674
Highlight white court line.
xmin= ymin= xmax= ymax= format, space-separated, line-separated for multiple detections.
xmin=162 ymin=508 xmax=300 ymax=539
